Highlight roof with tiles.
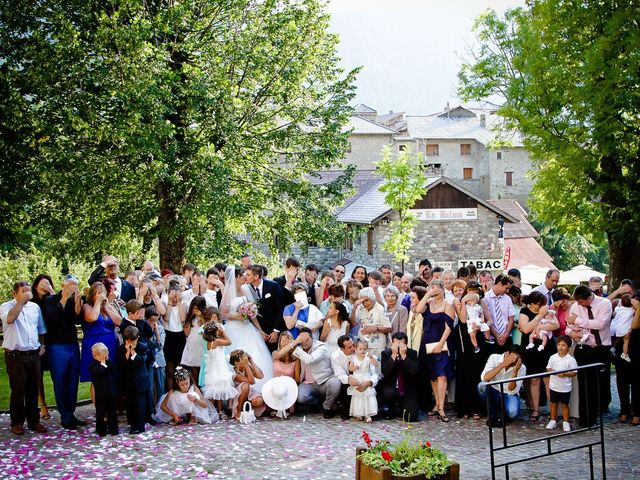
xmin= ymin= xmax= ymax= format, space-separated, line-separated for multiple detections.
xmin=487 ymin=199 xmax=538 ymax=238
xmin=405 ymin=107 xmax=524 ymax=146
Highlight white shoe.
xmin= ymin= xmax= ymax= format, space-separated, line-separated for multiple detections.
xmin=562 ymin=421 xmax=571 ymax=432
xmin=526 ymin=343 xmax=535 ymax=350
xmin=537 ymin=345 xmax=545 ymax=352
xmin=621 ymin=353 xmax=631 ymax=362
xmin=545 ymin=420 xmax=557 ymax=430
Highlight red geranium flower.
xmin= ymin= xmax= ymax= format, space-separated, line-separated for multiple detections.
xmin=425 ymin=441 xmax=431 ymax=448
xmin=361 ymin=431 xmax=372 ymax=447
xmin=381 ymin=451 xmax=393 ymax=462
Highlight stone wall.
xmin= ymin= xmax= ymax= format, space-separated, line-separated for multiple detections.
xmin=488 ymin=147 xmax=533 ymax=207
xmin=343 ymin=133 xmax=393 ymax=170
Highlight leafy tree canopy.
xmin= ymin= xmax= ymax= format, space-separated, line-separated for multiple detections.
xmin=0 ymin=0 xmax=358 ymax=270
xmin=458 ymin=1 xmax=640 ymax=285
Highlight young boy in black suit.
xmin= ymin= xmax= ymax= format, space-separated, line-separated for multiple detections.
xmin=89 ymin=342 xmax=119 ymax=436
xmin=118 ymin=325 xmax=150 ymax=434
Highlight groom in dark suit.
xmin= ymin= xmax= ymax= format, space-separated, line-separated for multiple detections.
xmin=243 ymin=264 xmax=286 ymax=351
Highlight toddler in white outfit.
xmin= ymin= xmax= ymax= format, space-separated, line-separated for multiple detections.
xmin=527 ymin=309 xmax=555 ymax=352
xmin=611 ymin=294 xmax=635 ymax=362
xmin=465 ymin=293 xmax=490 ymax=353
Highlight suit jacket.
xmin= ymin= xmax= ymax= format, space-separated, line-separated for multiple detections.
xmin=380 ymin=347 xmax=419 ymax=400
xmin=242 ymin=279 xmax=286 ymax=334
xmin=89 ymin=359 xmax=118 ymax=399
xmin=88 ymin=266 xmax=136 ymax=302
xmin=117 ymin=342 xmax=150 ymax=393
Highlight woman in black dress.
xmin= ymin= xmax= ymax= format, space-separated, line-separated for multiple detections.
xmin=628 ymin=297 xmax=640 ymax=426
xmin=518 ymin=291 xmax=559 ymax=421
xmin=455 ymin=281 xmax=489 ymax=420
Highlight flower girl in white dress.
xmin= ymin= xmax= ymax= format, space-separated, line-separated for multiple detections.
xmin=348 ymin=339 xmax=379 ymax=423
xmin=154 ymin=367 xmax=218 ymax=424
xmin=201 ymin=322 xmax=238 ymax=419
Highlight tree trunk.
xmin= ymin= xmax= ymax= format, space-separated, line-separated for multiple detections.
xmin=156 ymin=181 xmax=186 ymax=273
xmin=607 ymin=230 xmax=640 ymax=288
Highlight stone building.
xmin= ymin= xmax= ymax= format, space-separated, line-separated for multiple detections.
xmin=339 ymin=104 xmax=534 ymax=206
xmin=295 ymin=174 xmax=525 ymax=273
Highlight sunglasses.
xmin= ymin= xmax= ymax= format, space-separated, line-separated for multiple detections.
xmin=334 ymin=269 xmax=345 ymax=274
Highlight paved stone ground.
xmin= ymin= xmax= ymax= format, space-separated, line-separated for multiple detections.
xmin=0 ymin=375 xmax=637 ymax=479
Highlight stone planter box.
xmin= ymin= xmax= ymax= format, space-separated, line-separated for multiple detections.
xmin=355 ymin=448 xmax=460 ymax=480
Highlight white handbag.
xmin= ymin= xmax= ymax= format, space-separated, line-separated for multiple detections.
xmin=239 ymin=401 xmax=256 ymax=424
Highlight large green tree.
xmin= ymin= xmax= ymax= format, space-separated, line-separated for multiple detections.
xmin=458 ymin=1 xmax=640 ymax=286
xmin=0 ymin=0 xmax=356 ymax=271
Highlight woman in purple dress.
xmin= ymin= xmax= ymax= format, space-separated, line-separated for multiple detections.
xmin=418 ymin=280 xmax=455 ymax=422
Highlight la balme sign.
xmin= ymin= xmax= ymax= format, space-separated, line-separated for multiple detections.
xmin=412 ymin=208 xmax=477 ymax=221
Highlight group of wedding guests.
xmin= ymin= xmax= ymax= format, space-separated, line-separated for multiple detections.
xmin=2 ymin=254 xmax=639 ymax=437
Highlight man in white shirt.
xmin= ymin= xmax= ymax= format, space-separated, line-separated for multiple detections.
xmin=331 ymin=334 xmax=379 ymax=420
xmin=478 ymin=345 xmax=527 ymax=427
xmin=181 ymin=270 xmax=206 ymax=307
xmin=484 ymin=274 xmax=516 ymax=353
xmin=204 ymin=267 xmax=224 ymax=308
xmin=532 ymin=269 xmax=560 ymax=306
xmin=0 ymin=281 xmax=48 ymax=435
xmin=290 ymin=328 xmax=341 ymax=418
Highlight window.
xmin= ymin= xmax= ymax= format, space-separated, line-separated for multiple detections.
xmin=496 ymin=151 xmax=502 ymax=160
xmin=344 ymin=237 xmax=353 ymax=251
xmin=463 ymin=168 xmax=473 ymax=180
xmin=367 ymin=229 xmax=374 ymax=255
xmin=424 ymin=163 xmax=442 ymax=170
xmin=460 ymin=143 xmax=471 ymax=155
xmin=426 ymin=144 xmax=439 ymax=156
xmin=398 ymin=144 xmax=407 ymax=152
xmin=505 ymin=171 xmax=513 ymax=186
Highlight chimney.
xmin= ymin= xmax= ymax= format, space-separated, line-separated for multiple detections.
xmin=480 ymin=113 xmax=486 ymax=128
xmin=444 ymin=102 xmax=450 ymax=112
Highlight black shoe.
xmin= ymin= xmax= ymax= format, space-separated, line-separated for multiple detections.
xmin=146 ymin=417 xmax=157 ymax=426
xmin=108 ymin=429 xmax=119 ymax=436
xmin=340 ymin=413 xmax=350 ymax=420
xmin=309 ymin=405 xmax=320 ymax=414
xmin=129 ymin=428 xmax=144 ymax=435
xmin=96 ymin=430 xmax=107 ymax=437
xmin=72 ymin=417 xmax=87 ymax=427
xmin=61 ymin=422 xmax=77 ymax=430
xmin=486 ymin=417 xmax=503 ymax=428
xmin=322 ymin=409 xmax=335 ymax=419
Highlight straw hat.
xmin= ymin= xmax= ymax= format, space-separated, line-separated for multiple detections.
xmin=262 ymin=376 xmax=298 ymax=412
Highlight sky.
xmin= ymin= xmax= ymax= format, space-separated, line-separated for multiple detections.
xmin=327 ymin=0 xmax=526 ymax=116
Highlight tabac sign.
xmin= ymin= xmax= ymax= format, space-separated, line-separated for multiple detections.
xmin=458 ymin=259 xmax=504 ymax=270
xmin=412 ymin=208 xmax=478 ymax=221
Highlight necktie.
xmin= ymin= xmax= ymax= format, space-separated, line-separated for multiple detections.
xmin=494 ymin=297 xmax=505 ymax=334
xmin=547 ymin=290 xmax=553 ymax=306
xmin=587 ymin=305 xmax=602 ymax=346
xmin=254 ymin=286 xmax=261 ymax=299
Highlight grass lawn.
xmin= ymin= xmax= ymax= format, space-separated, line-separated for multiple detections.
xmin=0 ymin=349 xmax=91 ymax=412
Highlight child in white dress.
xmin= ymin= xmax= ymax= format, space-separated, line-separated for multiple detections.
xmin=181 ymin=297 xmax=206 ymax=381
xmin=202 ymin=322 xmax=238 ymax=418
xmin=527 ymin=309 xmax=555 ymax=352
xmin=465 ymin=293 xmax=491 ymax=353
xmin=154 ymin=367 xmax=218 ymax=424
xmin=348 ymin=339 xmax=378 ymax=423
xmin=611 ymin=294 xmax=634 ymax=362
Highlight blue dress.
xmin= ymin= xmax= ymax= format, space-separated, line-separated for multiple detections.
xmin=80 ymin=312 xmax=118 ymax=382
xmin=420 ymin=308 xmax=454 ymax=381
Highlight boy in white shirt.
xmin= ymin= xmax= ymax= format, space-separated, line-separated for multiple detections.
xmin=545 ymin=335 xmax=578 ymax=432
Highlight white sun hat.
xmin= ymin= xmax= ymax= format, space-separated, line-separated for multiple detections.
xmin=261 ymin=376 xmax=298 ymax=418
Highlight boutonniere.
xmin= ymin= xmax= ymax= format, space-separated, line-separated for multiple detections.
xmin=265 ymin=292 xmax=272 ymax=299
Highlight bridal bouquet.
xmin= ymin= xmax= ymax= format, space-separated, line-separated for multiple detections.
xmin=238 ymin=301 xmax=259 ymax=320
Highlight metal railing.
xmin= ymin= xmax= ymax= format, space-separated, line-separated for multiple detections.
xmin=481 ymin=362 xmax=606 ymax=480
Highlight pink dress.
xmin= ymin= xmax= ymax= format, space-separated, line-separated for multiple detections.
xmin=273 ymin=360 xmax=296 ymax=379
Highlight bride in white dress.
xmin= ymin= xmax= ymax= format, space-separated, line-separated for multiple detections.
xmin=220 ymin=266 xmax=273 ymax=390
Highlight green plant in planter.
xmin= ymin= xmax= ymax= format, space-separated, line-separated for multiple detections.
xmin=358 ymin=430 xmax=450 ymax=478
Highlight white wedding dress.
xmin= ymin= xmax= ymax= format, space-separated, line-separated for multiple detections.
xmin=221 ymin=268 xmax=273 ymax=391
